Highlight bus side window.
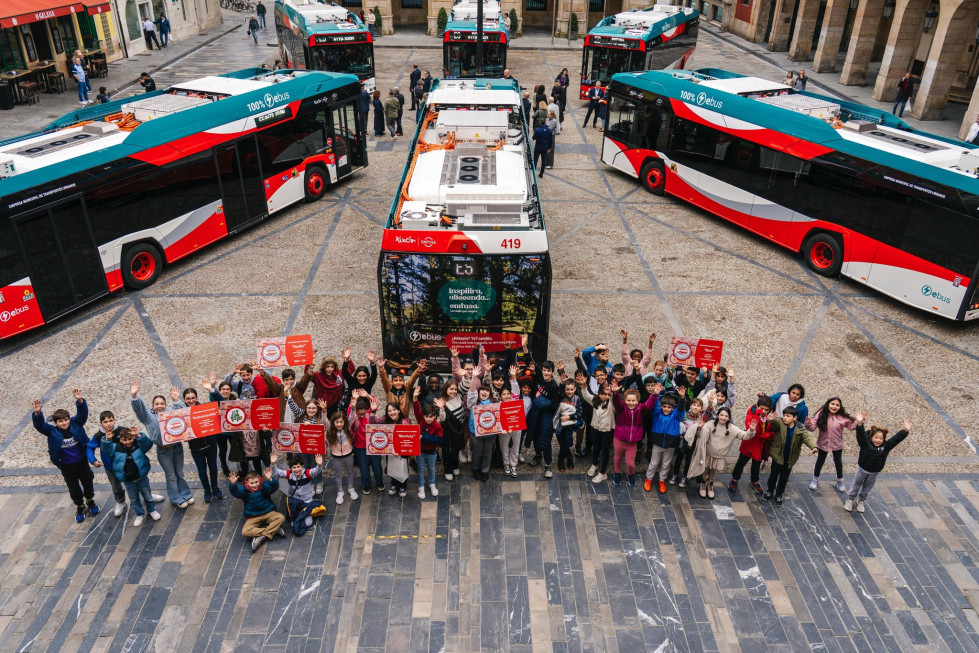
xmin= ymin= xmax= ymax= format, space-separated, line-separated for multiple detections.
xmin=605 ymin=96 xmax=636 ymax=143
xmin=256 ymin=121 xmax=306 ymax=176
xmin=901 ymin=198 xmax=979 ymax=278
xmin=162 ymin=150 xmax=223 ymax=218
xmin=0 ymin=220 xmax=29 ymax=291
xmin=669 ymin=117 xmax=716 ymax=169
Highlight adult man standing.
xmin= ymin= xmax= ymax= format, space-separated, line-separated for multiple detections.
xmin=394 ymin=86 xmax=405 ymax=135
xmin=504 ymin=13 xmax=511 ymax=39
xmin=384 ymin=89 xmax=400 ymax=138
xmin=155 ymin=14 xmax=171 ymax=48
xmin=532 ymin=121 xmax=553 ymax=177
xmin=256 ymin=0 xmax=267 ymax=28
xmin=892 ymin=73 xmax=914 ymax=118
xmin=422 ymin=70 xmax=433 ymax=94
xmin=142 ymin=16 xmax=160 ymax=50
xmin=409 ymin=64 xmax=421 ymax=110
xmin=584 ymin=81 xmax=603 ymax=128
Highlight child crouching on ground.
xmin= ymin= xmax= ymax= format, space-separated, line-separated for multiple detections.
xmin=845 ymin=416 xmax=909 ymax=513
xmin=102 ymin=425 xmax=159 ymax=526
xmin=228 ymin=468 xmax=287 ymax=552
xmin=271 ymin=452 xmax=326 ymax=535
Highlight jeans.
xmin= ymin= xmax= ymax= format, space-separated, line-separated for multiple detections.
xmin=157 ymin=444 xmax=193 ymax=505
xmin=417 ymin=451 xmax=437 ymax=486
xmin=355 ymin=447 xmax=384 ymax=490
xmin=731 ymin=453 xmax=761 ymax=483
xmin=767 ymin=461 xmax=792 ymax=496
xmin=124 ymin=476 xmax=154 ymax=515
xmin=258 ymin=14 xmax=266 ymax=28
xmin=386 ymin=118 xmax=397 ymax=137
xmin=160 ymin=32 xmax=169 ymax=46
xmin=252 ymin=29 xmax=259 ymax=43
xmin=555 ymin=426 xmax=574 ymax=466
xmin=190 ymin=444 xmax=219 ymax=496
xmin=76 ymin=81 xmax=89 ymax=102
xmin=533 ymin=150 xmax=547 ymax=175
xmin=527 ymin=396 xmax=554 ymax=464
xmin=61 ymin=460 xmax=95 ymax=506
xmin=584 ymin=102 xmax=599 ymax=127
xmin=892 ymin=97 xmax=908 ymax=117
xmin=847 ymin=467 xmax=878 ymax=501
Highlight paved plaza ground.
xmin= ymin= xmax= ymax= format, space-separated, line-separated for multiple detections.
xmin=1 ymin=14 xmax=979 ymax=652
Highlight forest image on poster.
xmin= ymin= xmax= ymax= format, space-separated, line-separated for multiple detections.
xmin=379 ymin=253 xmax=550 ymax=371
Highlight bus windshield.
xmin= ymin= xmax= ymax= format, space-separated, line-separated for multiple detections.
xmin=582 ymin=46 xmax=642 ymax=85
xmin=309 ymin=43 xmax=374 ymax=77
xmin=444 ymin=42 xmax=506 ymax=77
xmin=379 ymin=253 xmax=550 ymax=369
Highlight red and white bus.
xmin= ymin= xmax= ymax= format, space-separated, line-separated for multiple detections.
xmin=601 ymin=68 xmax=979 ymax=320
xmin=0 ymin=68 xmax=367 ymax=339
xmin=377 ymin=78 xmax=551 ymax=371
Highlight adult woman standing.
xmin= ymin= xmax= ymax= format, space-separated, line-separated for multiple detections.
xmin=372 ymin=90 xmax=385 ymax=137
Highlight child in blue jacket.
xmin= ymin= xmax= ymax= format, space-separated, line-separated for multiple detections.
xmin=228 ymin=468 xmax=287 ymax=552
xmin=644 ymin=392 xmax=685 ymax=493
xmin=31 ymin=390 xmax=99 ymax=523
xmin=101 ymin=426 xmax=159 ymax=526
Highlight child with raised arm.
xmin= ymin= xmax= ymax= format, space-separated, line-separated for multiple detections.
xmin=805 ymin=396 xmax=862 ymax=493
xmin=621 ymin=330 xmax=656 ymax=377
xmin=342 ymin=349 xmax=379 ymax=397
xmin=349 ymin=389 xmax=380 ymax=497
xmin=130 ymin=380 xmax=195 ymax=508
xmin=497 ymin=384 xmax=522 ymax=478
xmin=765 ymin=406 xmax=818 ymax=507
xmin=32 ymin=390 xmax=99 ymax=522
xmin=101 ymin=425 xmax=160 ymax=526
xmin=171 ymin=385 xmax=223 ymax=503
xmin=270 ymin=452 xmax=326 ymax=535
xmin=88 ymin=410 xmax=164 ymax=517
xmin=378 ymin=357 xmax=425 ymax=417
xmin=552 ymin=379 xmax=583 ymax=473
xmin=728 ymin=395 xmax=774 ymax=494
xmin=670 ymin=397 xmax=704 ymax=488
xmin=610 ymin=380 xmax=658 ymax=486
xmin=577 ymin=371 xmax=614 ymax=483
xmin=414 ymin=387 xmax=444 ymax=497
xmin=684 ymin=407 xmax=755 ymax=500
xmin=845 ymin=415 xmax=909 ymax=513
xmin=645 ymin=388 xmax=685 ymax=494
xmin=228 ymin=467 xmax=287 ymax=552
xmin=325 ymin=408 xmax=358 ymax=499
xmin=467 ymin=377 xmax=495 ymax=482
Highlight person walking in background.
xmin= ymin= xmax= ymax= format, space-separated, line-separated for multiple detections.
xmin=533 ymin=120 xmax=553 ymax=178
xmin=142 ymin=17 xmax=160 ymax=50
xmin=256 ymin=0 xmax=267 ymax=28
xmin=70 ymin=56 xmax=90 ymax=105
xmin=409 ymin=64 xmax=421 ymax=109
xmin=155 ymin=14 xmax=171 ymax=48
xmin=248 ymin=15 xmax=260 ymax=44
xmin=892 ymin=73 xmax=914 ymax=117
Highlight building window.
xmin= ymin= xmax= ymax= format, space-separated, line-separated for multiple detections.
xmin=0 ymin=28 xmax=26 ymax=71
xmin=342 ymin=0 xmax=362 ymax=7
xmin=57 ymin=16 xmax=78 ymax=53
xmin=401 ymin=0 xmax=422 ymax=7
xmin=525 ymin=0 xmax=547 ymax=11
xmin=589 ymin=0 xmax=604 ymax=11
xmin=51 ymin=26 xmax=63 ymax=54
xmin=20 ymin=25 xmax=37 ymax=62
xmin=713 ymin=4 xmax=723 ymax=20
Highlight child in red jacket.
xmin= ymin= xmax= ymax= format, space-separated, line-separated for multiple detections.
xmin=728 ymin=395 xmax=774 ymax=494
xmin=414 ymin=389 xmax=443 ymax=499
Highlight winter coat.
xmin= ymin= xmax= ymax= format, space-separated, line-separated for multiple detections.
xmin=611 ymin=390 xmax=657 ymax=443
xmin=580 ymin=387 xmax=614 ymax=432
xmin=88 ymin=425 xmax=127 ymax=468
xmin=228 ymin=429 xmax=272 ymax=464
xmin=414 ymin=401 xmax=444 ymax=453
xmin=274 ymin=466 xmax=321 ymax=502
xmin=131 ymin=394 xmax=171 ymax=449
xmin=684 ymin=420 xmax=753 ymax=479
xmin=552 ymin=394 xmax=583 ymax=431
xmin=621 ymin=343 xmax=652 ymax=377
xmin=312 ymin=364 xmax=350 ymax=407
xmin=532 ymin=125 xmax=553 ymax=153
xmin=768 ymin=418 xmax=817 ymax=468
xmin=768 ymin=392 xmax=808 ymax=424
xmin=342 ymin=362 xmax=377 ymax=395
xmin=260 ymin=367 xmax=313 ymax=421
xmin=854 ymin=424 xmax=908 ymax=473
xmin=804 ymin=408 xmax=860 ymax=451
xmin=738 ymin=405 xmax=774 ymax=462
xmin=32 ymin=399 xmax=89 ymax=468
xmin=102 ymin=433 xmax=154 ymax=482
xmin=228 ymin=478 xmax=279 ymax=518
xmin=581 ymin=346 xmax=614 ymax=376
xmin=649 ymin=396 xmax=685 ymax=448
xmin=347 ymin=404 xmax=377 ymax=449
xmin=326 ymin=425 xmax=354 ymax=457
xmin=379 ymin=366 xmax=423 ymax=417
xmin=384 ymin=96 xmax=400 ymax=119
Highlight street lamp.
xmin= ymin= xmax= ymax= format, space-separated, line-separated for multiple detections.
xmin=923 ymin=6 xmax=938 ymax=33
xmin=882 ymin=0 xmax=895 ymax=19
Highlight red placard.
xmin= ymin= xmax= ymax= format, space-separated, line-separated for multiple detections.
xmin=158 ymin=404 xmax=222 ymax=445
xmin=272 ymin=423 xmax=325 ymax=454
xmin=473 ymin=400 xmax=526 ymax=436
xmin=220 ymin=399 xmax=280 ymax=431
xmin=668 ymin=337 xmax=724 ymax=369
xmin=366 ymin=424 xmax=421 ymax=456
xmin=445 ymin=332 xmax=521 ymax=353
xmin=256 ymin=334 xmax=314 ymax=368
xmin=499 ymin=400 xmax=527 ymax=431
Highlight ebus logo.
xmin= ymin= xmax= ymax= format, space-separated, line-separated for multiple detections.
xmin=921 ymin=285 xmax=951 ymax=304
xmin=247 ymin=91 xmax=291 ymax=113
xmin=0 ymin=305 xmax=29 ymax=322
xmin=680 ymin=90 xmax=723 ymax=110
xmin=409 ymin=331 xmax=441 ymax=342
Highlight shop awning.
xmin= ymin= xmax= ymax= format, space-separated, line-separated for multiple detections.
xmin=84 ymin=2 xmax=111 ymax=15
xmin=0 ymin=1 xmax=85 ymax=29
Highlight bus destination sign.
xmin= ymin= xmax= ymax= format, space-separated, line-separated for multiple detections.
xmin=311 ymin=33 xmax=366 ymax=45
xmin=448 ymin=31 xmax=502 ymax=42
xmin=255 ymin=106 xmax=293 ymax=127
xmin=586 ymin=35 xmax=642 ymax=49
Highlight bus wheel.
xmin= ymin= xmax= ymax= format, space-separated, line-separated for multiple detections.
xmin=304 ymin=165 xmax=327 ymax=202
xmin=641 ymin=161 xmax=666 ymax=196
xmin=803 ymin=233 xmax=843 ymax=277
xmin=122 ymin=243 xmax=162 ymax=290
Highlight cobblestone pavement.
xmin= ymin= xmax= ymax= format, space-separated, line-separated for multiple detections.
xmin=1 ymin=21 xmax=979 ymax=653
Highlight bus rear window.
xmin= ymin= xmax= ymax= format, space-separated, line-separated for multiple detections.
xmin=0 ymin=221 xmax=29 ymax=288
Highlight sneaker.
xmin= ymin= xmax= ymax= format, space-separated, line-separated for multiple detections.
xmin=843 ymin=499 xmax=853 ymax=512
xmin=775 ymin=495 xmax=783 ymax=507
xmin=503 ymin=466 xmax=511 ymax=477
xmin=510 ymin=467 xmax=519 ymax=478
xmin=113 ymin=502 xmax=127 ymax=517
xmin=445 ymin=473 xmax=454 ymax=481
xmin=87 ymin=501 xmax=100 ymax=516
xmin=836 ymin=479 xmax=846 ymax=493
xmin=592 ymin=473 xmax=607 ymax=483
xmin=627 ymin=475 xmax=636 ymax=487
xmin=453 ymin=468 xmax=460 ymax=476
xmin=430 ymin=484 xmax=438 ymax=497
xmin=376 ymin=485 xmax=385 ymax=494
xmin=808 ymin=479 xmax=818 ymax=491
xmin=336 ymin=492 xmax=344 ymax=505
xmin=388 ymin=486 xmax=397 ymax=496
xmin=399 ymin=489 xmax=407 ymax=498
xmin=658 ymin=481 xmax=667 ymax=494
xmin=558 ymin=461 xmax=565 ymax=473
xmin=349 ymin=489 xmax=358 ymax=500
xmin=305 ymin=516 xmax=314 ymax=527
xmin=518 ymin=453 xmax=526 ymax=464
xmin=459 ymin=450 xmax=469 ymax=464
xmin=567 ymin=460 xmax=574 ymax=471
xmin=699 ymin=483 xmax=708 ymax=498
xmin=213 ymin=488 xmax=224 ymax=500
xmin=856 ymin=500 xmax=865 ymax=513
xmin=133 ymin=515 xmax=144 ymax=526
xmin=186 ymin=498 xmax=195 ymax=506
xmin=544 ymin=465 xmax=553 ymax=479
xmin=644 ymin=479 xmax=653 ymax=492
xmin=311 ymin=505 xmax=327 ymax=517
xmin=75 ymin=506 xmax=85 ymax=523
xmin=251 ymin=535 xmax=267 ymax=552
xmin=177 ymin=501 xmax=189 ymax=509
xmin=149 ymin=511 xmax=161 ymax=521
xmin=418 ymin=486 xmax=426 ymax=500
xmin=277 ymin=527 xmax=286 ymax=537
xmin=204 ymin=492 xmax=212 ymax=504
xmin=151 ymin=494 xmax=165 ymax=502
xmin=587 ymin=465 xmax=598 ymax=477
xmin=314 ymin=484 xmax=323 ymax=496
xmin=678 ymin=477 xmax=687 ymax=489
xmin=668 ymin=474 xmax=678 ymax=485
xmin=612 ymin=473 xmax=622 ymax=486
xmin=728 ymin=479 xmax=738 ymax=491
xmin=750 ymin=481 xmax=764 ymax=494
xmin=362 ymin=486 xmax=371 ymax=495
xmin=707 ymin=487 xmax=715 ymax=500
xmin=763 ymin=491 xmax=773 ymax=502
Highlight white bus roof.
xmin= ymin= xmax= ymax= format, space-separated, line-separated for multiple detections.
xmin=280 ymin=0 xmax=353 ymax=23
xmin=612 ymin=4 xmax=694 ymax=30
xmin=450 ymin=0 xmax=501 ymax=21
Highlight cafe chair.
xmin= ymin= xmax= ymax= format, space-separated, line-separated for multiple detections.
xmin=18 ymin=81 xmax=39 ymax=105
xmin=46 ymin=71 xmax=66 ymax=94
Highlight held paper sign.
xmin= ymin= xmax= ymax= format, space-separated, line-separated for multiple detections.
xmin=158 ymin=404 xmax=221 ymax=445
xmin=473 ymin=400 xmax=527 ymax=436
xmin=220 ymin=399 xmax=280 ymax=431
xmin=366 ymin=424 xmax=421 ymax=456
xmin=272 ymin=423 xmax=326 ymax=454
xmin=256 ymin=335 xmax=314 ymax=368
xmin=668 ymin=337 xmax=724 ymax=369
xmin=444 ymin=332 xmax=521 ymax=353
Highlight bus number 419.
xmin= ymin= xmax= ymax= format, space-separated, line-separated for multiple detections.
xmin=501 ymin=238 xmax=521 ymax=249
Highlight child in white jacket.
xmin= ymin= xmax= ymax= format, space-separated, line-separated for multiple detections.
xmin=576 ymin=372 xmax=614 ymax=483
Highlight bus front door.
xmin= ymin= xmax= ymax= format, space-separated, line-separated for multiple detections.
xmin=13 ymin=197 xmax=108 ymax=321
xmin=216 ymin=137 xmax=268 ymax=233
xmin=329 ymin=104 xmax=356 ymax=179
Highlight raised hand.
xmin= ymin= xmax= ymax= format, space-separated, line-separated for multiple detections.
xmin=903 ymin=419 xmax=911 ymax=431
xmin=262 ymin=467 xmax=274 ymax=481
xmin=130 ymin=380 xmax=140 ymax=397
xmin=72 ymin=388 xmax=82 ymax=400
xmin=449 ymin=347 xmax=459 ymax=358
xmin=610 ymin=380 xmax=620 ymax=393
xmin=727 ymin=367 xmax=734 ymax=379
xmin=573 ymin=347 xmax=581 ymax=358
xmin=620 ymin=329 xmax=628 ymax=342
xmin=31 ymin=399 xmax=42 ymax=413
xmin=556 ymin=359 xmax=565 ymax=370
xmin=249 ymin=360 xmax=258 ymax=370
xmin=209 ymin=370 xmax=218 ymax=386
xmin=201 ymin=377 xmax=213 ymax=392
xmin=521 ymin=333 xmax=528 ymax=348
xmin=413 ymin=386 xmax=422 ymax=399
xmin=169 ymin=385 xmax=180 ymax=402
xmin=376 ymin=355 xmax=385 ymax=368
xmin=574 ymin=371 xmax=586 ymax=385
xmin=433 ymin=397 xmax=445 ymax=409
xmin=649 ymin=333 xmax=656 ymax=346
xmin=855 ymin=411 xmax=867 ymax=423
xmin=316 ymin=398 xmax=328 ymax=410
xmin=315 ymin=454 xmax=324 ymax=466
xmin=129 ymin=425 xmax=139 ymax=437
xmin=483 ymin=361 xmax=493 ymax=372
xmin=228 ymin=471 xmax=239 ymax=484
xmin=417 ymin=359 xmax=428 ymax=371
xmin=653 ymin=382 xmax=664 ymax=395
xmin=367 ymin=350 xmax=376 ymax=363
xmin=509 ymin=364 xmax=519 ymax=378
xmin=712 ymin=363 xmax=719 ymax=373
xmin=270 ymin=452 xmax=278 ymax=465
xmin=342 ymin=346 xmax=352 ymax=360
xmin=369 ymin=395 xmax=379 ymax=408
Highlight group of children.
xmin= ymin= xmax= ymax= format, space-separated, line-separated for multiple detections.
xmin=32 ymin=332 xmax=911 ymax=551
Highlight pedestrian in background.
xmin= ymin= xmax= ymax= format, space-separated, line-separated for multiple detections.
xmin=384 ymin=89 xmax=400 ymax=138
xmin=409 ymin=64 xmax=421 ymax=109
xmin=142 ymin=17 xmax=160 ymax=50
xmin=394 ymin=86 xmax=405 ymax=135
xmin=156 ymin=14 xmax=171 ymax=48
xmin=367 ymin=10 xmax=376 ymax=37
xmin=247 ymin=15 xmax=260 ymax=44
xmin=139 ymin=72 xmax=156 ymax=92
xmin=532 ymin=120 xmax=553 ymax=177
xmin=70 ymin=56 xmax=90 ymax=105
xmin=372 ymin=89 xmax=385 ymax=137
xmin=256 ymin=0 xmax=267 ymax=29
xmin=892 ymin=73 xmax=914 ymax=117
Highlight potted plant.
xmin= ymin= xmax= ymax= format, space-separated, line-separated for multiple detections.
xmin=437 ymin=7 xmax=448 ymax=37
xmin=373 ymin=7 xmax=382 ymax=36
xmin=508 ymin=8 xmax=518 ymax=37
xmin=569 ymin=13 xmax=579 ymax=40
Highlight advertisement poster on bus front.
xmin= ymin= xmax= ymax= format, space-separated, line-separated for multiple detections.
xmin=158 ymin=404 xmax=222 ymax=445
xmin=378 ymin=254 xmax=550 ymax=372
xmin=667 ymin=337 xmax=724 ymax=369
xmin=256 ymin=335 xmax=314 ymax=369
xmin=220 ymin=399 xmax=280 ymax=431
xmin=272 ymin=423 xmax=326 ymax=454
xmin=472 ymin=400 xmax=527 ymax=437
xmin=366 ymin=424 xmax=421 ymax=456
